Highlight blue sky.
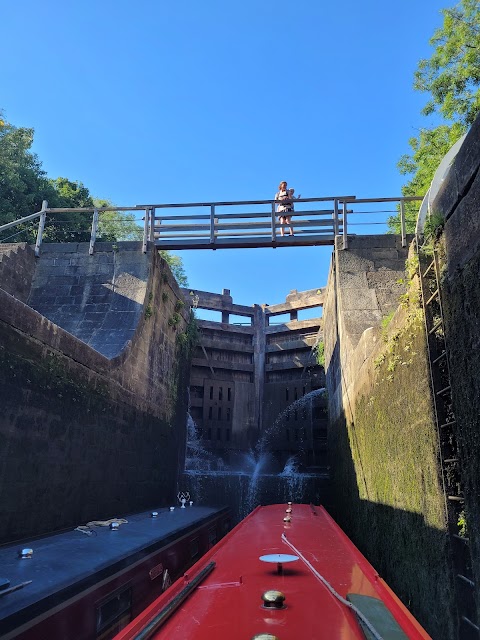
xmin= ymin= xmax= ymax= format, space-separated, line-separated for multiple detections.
xmin=2 ymin=0 xmax=449 ymax=317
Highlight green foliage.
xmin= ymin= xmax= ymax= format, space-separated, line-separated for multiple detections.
xmin=168 ymin=312 xmax=180 ymax=327
xmin=174 ymin=299 xmax=185 ymax=312
xmin=162 ymin=292 xmax=169 ymax=303
xmin=423 ymin=211 xmax=445 ymax=241
xmin=176 ymin=314 xmax=199 ymax=355
xmin=0 ymin=113 xmax=53 ymax=239
xmin=415 ymin=0 xmax=480 ymax=126
xmin=458 ymin=510 xmax=468 ymax=538
xmin=159 ymin=250 xmax=188 ymax=287
xmin=381 ymin=311 xmax=395 ymax=339
xmin=0 ymin=110 xmax=146 ymax=246
xmin=144 ymin=304 xmax=153 ymax=319
xmin=314 ymin=341 xmax=325 ymax=367
xmin=94 ymin=198 xmax=143 ymax=242
xmin=390 ymin=0 xmax=480 ymax=233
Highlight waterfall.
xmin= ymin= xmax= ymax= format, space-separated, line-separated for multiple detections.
xmin=182 ymin=389 xmax=330 ymax=524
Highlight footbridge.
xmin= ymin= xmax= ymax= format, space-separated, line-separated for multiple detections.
xmin=0 ymin=195 xmax=422 ymax=254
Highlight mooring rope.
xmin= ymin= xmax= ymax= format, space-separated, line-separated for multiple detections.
xmin=281 ymin=532 xmax=384 ymax=640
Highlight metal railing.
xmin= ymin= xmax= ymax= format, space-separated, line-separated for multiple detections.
xmin=0 ymin=196 xmax=423 ymax=255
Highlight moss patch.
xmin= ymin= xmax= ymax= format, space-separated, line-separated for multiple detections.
xmin=330 ymin=311 xmax=455 ymax=639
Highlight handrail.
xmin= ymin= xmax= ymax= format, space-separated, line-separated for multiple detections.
xmin=0 ymin=195 xmax=424 ymax=254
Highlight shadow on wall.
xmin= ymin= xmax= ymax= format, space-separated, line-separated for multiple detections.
xmin=329 ymin=409 xmax=456 ymax=640
xmin=27 ymin=243 xmax=148 ymax=359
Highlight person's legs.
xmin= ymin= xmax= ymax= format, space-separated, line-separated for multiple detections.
xmin=286 ymin=215 xmax=294 ymax=235
xmin=279 ymin=215 xmax=285 ymax=236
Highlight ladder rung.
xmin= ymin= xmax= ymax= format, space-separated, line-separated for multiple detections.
xmin=432 ymin=351 xmax=447 ymax=365
xmin=452 ymin=534 xmax=470 ymax=543
xmin=444 ymin=458 xmax=458 ymax=464
xmin=425 ymin=289 xmax=439 ymax=306
xmin=457 ymin=574 xmax=475 ymax=588
xmin=428 ymin=319 xmax=443 ymax=334
xmin=422 ymin=261 xmax=435 ymax=278
xmin=440 ymin=420 xmax=456 ymax=429
xmin=448 ymin=495 xmax=465 ymax=502
xmin=461 ymin=616 xmax=480 ymax=632
xmin=436 ymin=385 xmax=451 ymax=396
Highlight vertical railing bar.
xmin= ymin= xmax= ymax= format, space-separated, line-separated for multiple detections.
xmin=271 ymin=203 xmax=277 ymax=242
xmin=210 ymin=205 xmax=215 ymax=245
xmin=89 ymin=208 xmax=99 ymax=255
xmin=34 ymin=200 xmax=48 ymax=257
xmin=333 ymin=199 xmax=339 ymax=236
xmin=142 ymin=207 xmax=149 ymax=253
xmin=149 ymin=207 xmax=155 ymax=243
xmin=342 ymin=201 xmax=348 ymax=250
xmin=400 ymin=199 xmax=406 ymax=248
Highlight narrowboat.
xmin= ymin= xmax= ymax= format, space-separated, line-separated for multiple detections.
xmin=0 ymin=505 xmax=230 ymax=639
xmin=114 ymin=503 xmax=431 ymax=640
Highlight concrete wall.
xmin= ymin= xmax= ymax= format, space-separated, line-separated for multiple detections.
xmin=0 ymin=243 xmax=191 ymax=543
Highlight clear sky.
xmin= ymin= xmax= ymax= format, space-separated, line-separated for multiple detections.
xmin=2 ymin=0 xmax=449 ymax=317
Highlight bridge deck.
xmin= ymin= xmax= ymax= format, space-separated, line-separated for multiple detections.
xmin=155 ymin=233 xmax=336 ymax=250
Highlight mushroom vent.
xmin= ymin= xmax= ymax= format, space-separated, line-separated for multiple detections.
xmin=261 ymin=590 xmax=286 ymax=609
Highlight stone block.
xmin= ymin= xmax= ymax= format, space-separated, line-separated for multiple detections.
xmin=341 ymin=288 xmax=379 ymax=311
xmin=337 ymin=250 xmax=374 ymax=273
xmin=450 ymin=115 xmax=480 ymax=197
xmin=337 ymin=269 xmax=369 ymax=289
xmin=444 ymin=171 xmax=480 ymax=277
xmin=366 ymin=270 xmax=405 ymax=288
xmin=343 ymin=309 xmax=383 ymax=345
xmin=347 ymin=234 xmax=399 ymax=249
xmin=41 ymin=243 xmax=80 ymax=253
xmin=372 ymin=259 xmax=407 ymax=271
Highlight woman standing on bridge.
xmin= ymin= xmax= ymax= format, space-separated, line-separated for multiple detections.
xmin=275 ymin=181 xmax=296 ymax=237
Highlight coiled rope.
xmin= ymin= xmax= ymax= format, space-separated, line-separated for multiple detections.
xmin=75 ymin=518 xmax=128 ymax=536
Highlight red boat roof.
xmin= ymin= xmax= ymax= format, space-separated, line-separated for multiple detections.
xmin=115 ymin=504 xmax=431 ymax=640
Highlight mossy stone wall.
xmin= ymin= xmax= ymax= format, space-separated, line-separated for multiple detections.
xmin=0 ymin=245 xmax=192 ymax=543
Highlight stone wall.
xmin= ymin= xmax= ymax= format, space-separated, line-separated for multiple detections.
xmin=431 ymin=113 xmax=480 ymax=624
xmin=0 ymin=243 xmax=191 ymax=543
xmin=322 ymin=235 xmax=454 ymax=637
xmin=0 ymin=243 xmax=36 ymax=302
xmin=324 ymin=234 xmax=411 ymax=425
xmin=28 ymin=243 xmax=148 ymax=359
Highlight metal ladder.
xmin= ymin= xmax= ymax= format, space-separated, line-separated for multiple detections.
xmin=417 ymin=242 xmax=479 ymax=639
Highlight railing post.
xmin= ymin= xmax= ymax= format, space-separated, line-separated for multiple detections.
xmin=89 ymin=208 xmax=99 ymax=255
xmin=342 ymin=200 xmax=348 ymax=250
xmin=34 ymin=200 xmax=48 ymax=257
xmin=271 ymin=203 xmax=277 ymax=242
xmin=210 ymin=205 xmax=216 ymax=245
xmin=142 ymin=207 xmax=149 ymax=253
xmin=333 ymin=198 xmax=339 ymax=237
xmin=149 ymin=207 xmax=156 ymax=243
xmin=400 ymin=199 xmax=406 ymax=248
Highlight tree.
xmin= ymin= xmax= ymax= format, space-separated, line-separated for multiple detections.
xmin=159 ymin=250 xmax=188 ymax=287
xmin=0 ymin=109 xmax=189 ymax=286
xmin=93 ymin=199 xmax=143 ymax=242
xmin=389 ymin=0 xmax=480 ymax=232
xmin=415 ymin=0 xmax=480 ymax=126
xmin=43 ymin=177 xmax=95 ymax=242
xmin=0 ymin=112 xmax=53 ymax=240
